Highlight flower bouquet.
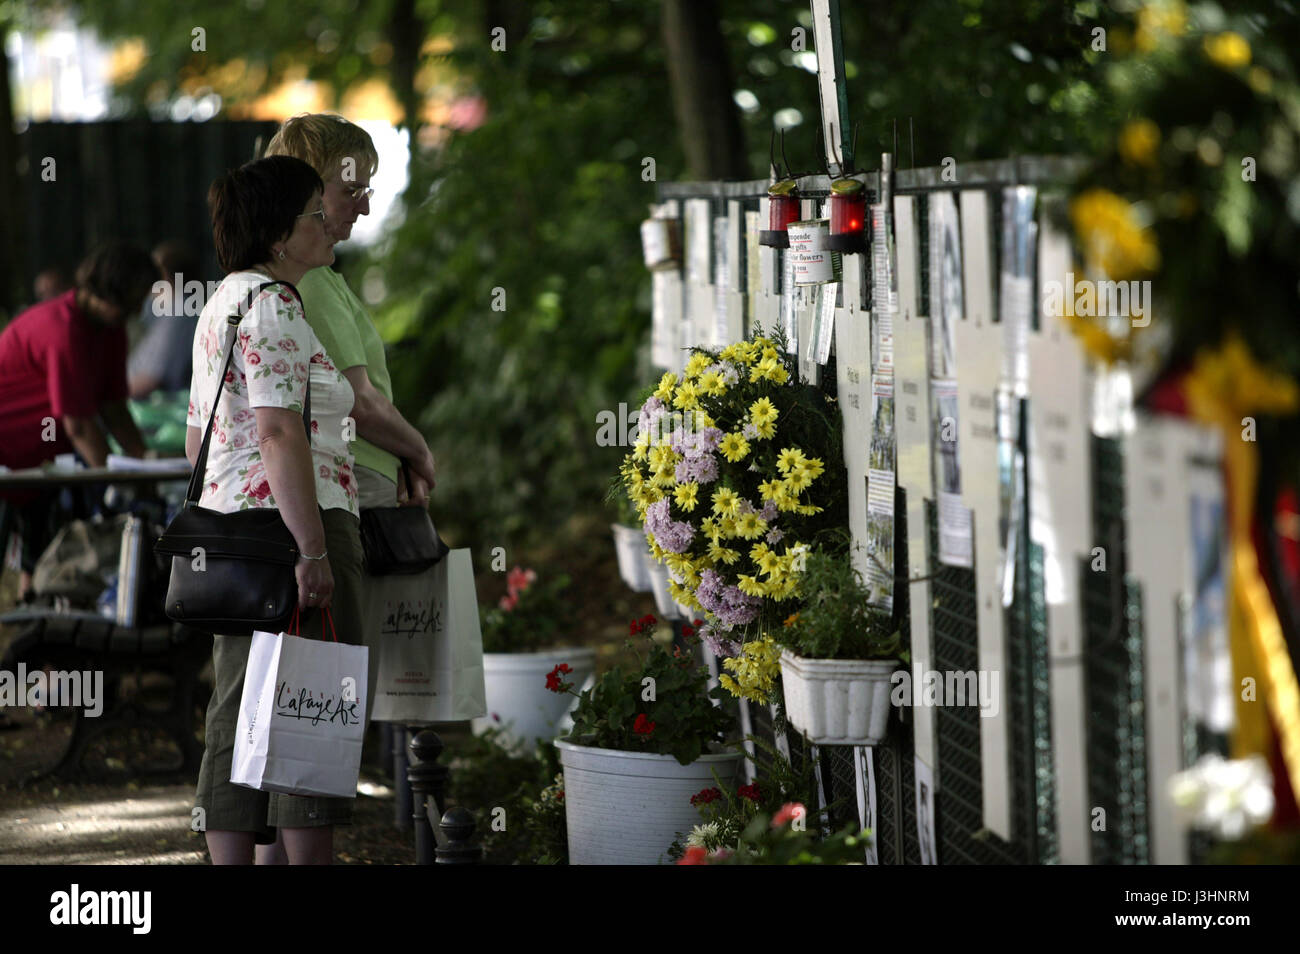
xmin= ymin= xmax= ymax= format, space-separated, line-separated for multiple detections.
xmin=618 ymin=330 xmax=847 ymax=656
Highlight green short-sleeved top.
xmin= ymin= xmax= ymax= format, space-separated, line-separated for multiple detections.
xmin=296 ymin=266 xmax=399 ymax=484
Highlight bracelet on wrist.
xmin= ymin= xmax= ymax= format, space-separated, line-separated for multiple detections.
xmin=299 ymin=550 xmax=328 ymax=561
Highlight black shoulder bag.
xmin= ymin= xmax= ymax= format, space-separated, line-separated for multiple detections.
xmin=358 ymin=459 xmax=450 ymax=575
xmin=154 ymin=280 xmax=310 ymax=635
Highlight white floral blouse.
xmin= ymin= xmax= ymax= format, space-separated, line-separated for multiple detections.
xmin=187 ymin=271 xmax=358 ymax=516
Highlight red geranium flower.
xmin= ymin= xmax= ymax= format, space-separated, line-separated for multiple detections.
xmin=737 ymin=783 xmax=762 ymax=803
xmin=632 ymin=713 xmax=656 ymax=737
xmin=677 ymin=846 xmax=709 ymax=865
xmin=690 ymin=787 xmax=722 ymax=806
xmin=629 ymin=614 xmax=658 ymax=637
xmin=545 ymin=663 xmax=573 ymax=693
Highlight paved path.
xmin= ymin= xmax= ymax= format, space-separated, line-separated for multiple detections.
xmin=0 ymin=783 xmax=206 ymax=865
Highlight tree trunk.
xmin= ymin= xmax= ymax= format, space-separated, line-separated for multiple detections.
xmin=661 ymin=0 xmax=749 ymax=181
xmin=388 ymin=0 xmax=425 ymax=135
xmin=0 ymin=19 xmax=26 ymax=318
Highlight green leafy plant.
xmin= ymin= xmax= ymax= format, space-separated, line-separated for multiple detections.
xmin=446 ymin=727 xmax=566 ymax=864
xmin=479 ymin=566 xmax=573 ymax=654
xmin=521 ymin=772 xmax=569 ymax=865
xmin=555 ymin=615 xmax=733 ymax=765
xmin=770 ymin=543 xmax=906 ymax=661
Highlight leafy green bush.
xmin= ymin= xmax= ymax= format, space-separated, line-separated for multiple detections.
xmin=771 ymin=544 xmax=905 ymax=661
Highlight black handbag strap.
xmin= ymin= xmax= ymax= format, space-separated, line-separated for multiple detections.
xmin=187 ymin=279 xmax=309 ymax=505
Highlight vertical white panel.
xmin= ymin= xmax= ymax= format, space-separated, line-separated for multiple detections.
xmin=1030 ymin=210 xmax=1092 ymax=863
xmin=651 ymin=268 xmax=682 ymax=371
xmin=894 ymin=195 xmax=937 ymax=772
xmin=836 ymin=252 xmax=872 ymax=579
xmin=1125 ymin=413 xmax=1194 ymax=864
xmin=955 ymin=189 xmax=1011 ymax=839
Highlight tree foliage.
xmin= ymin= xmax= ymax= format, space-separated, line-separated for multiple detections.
xmin=34 ymin=0 xmax=1123 ymax=548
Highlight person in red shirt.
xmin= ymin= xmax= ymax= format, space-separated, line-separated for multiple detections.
xmin=0 ymin=241 xmax=158 ymax=597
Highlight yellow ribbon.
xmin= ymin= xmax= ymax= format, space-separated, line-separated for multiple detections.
xmin=1186 ymin=334 xmax=1300 ymax=803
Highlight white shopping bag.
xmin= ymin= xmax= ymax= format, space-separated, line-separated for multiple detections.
xmin=231 ymin=620 xmax=369 ymax=798
xmin=371 ymin=548 xmax=486 ymax=724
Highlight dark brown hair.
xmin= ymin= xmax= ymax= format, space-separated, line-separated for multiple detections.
xmin=73 ymin=242 xmax=157 ymax=312
xmin=208 ymin=155 xmax=324 ymax=273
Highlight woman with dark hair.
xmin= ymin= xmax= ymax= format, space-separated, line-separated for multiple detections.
xmin=186 ymin=155 xmax=361 ymax=865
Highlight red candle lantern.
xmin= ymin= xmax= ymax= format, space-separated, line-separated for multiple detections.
xmin=826 ymin=177 xmax=867 ymax=253
xmin=759 ymin=178 xmax=800 ymax=248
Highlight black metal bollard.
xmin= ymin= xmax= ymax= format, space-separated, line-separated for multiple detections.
xmin=435 ymin=806 xmax=482 ymax=865
xmin=407 ymin=729 xmax=449 ymax=865
xmin=392 ymin=725 xmax=413 ymax=830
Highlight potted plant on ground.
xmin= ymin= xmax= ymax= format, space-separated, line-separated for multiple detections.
xmin=474 ymin=567 xmax=596 ymax=751
xmin=551 ymin=616 xmax=740 ymax=865
xmin=764 ymin=544 xmax=906 ymax=746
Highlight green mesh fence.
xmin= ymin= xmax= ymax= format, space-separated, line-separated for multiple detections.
xmin=1083 ymin=435 xmax=1151 ymax=864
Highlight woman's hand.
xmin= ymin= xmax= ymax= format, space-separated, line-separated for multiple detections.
xmin=413 ymin=449 xmax=437 ymax=491
xmin=296 ymin=554 xmax=335 ymax=610
xmin=403 ymin=472 xmax=431 ymax=508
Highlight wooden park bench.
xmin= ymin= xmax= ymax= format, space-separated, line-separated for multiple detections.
xmin=0 ymin=606 xmax=212 ymax=781
xmin=0 ymin=461 xmax=210 ymax=782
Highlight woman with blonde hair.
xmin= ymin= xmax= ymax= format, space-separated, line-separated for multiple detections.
xmin=262 ymin=115 xmax=438 ymax=724
xmin=189 ymin=154 xmax=361 ymax=864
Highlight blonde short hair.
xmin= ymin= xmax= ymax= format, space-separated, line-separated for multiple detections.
xmin=263 ymin=113 xmax=379 ymax=183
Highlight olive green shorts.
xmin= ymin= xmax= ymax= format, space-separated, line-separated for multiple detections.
xmin=194 ymin=507 xmax=365 ymax=842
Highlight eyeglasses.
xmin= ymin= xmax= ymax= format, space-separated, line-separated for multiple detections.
xmin=297 ymin=207 xmax=328 ymax=224
xmin=342 ymin=184 xmax=374 ymax=202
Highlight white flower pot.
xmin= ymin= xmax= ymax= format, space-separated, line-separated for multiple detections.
xmin=647 ymin=560 xmax=678 ymax=618
xmin=646 ymin=559 xmax=696 ymax=621
xmin=611 ymin=523 xmax=654 ymax=593
xmin=779 ymin=650 xmax=898 ymax=746
xmin=555 ymin=739 xmax=741 ymax=865
xmin=472 ymin=648 xmax=597 ymax=751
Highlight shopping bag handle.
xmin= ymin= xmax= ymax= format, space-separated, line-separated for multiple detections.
xmin=286 ymin=605 xmax=301 ymax=637
xmin=322 ymin=606 xmax=339 ymax=643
